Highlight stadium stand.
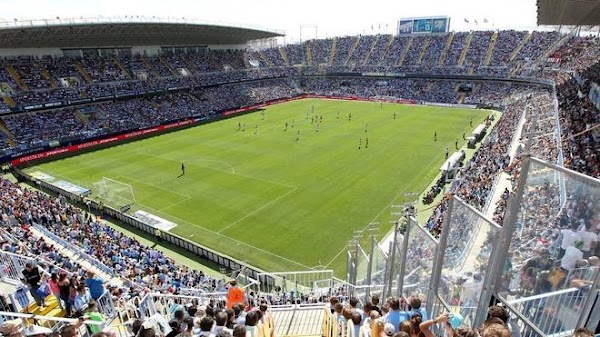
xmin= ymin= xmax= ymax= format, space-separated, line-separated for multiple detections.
xmin=0 ymin=12 xmax=598 ymax=337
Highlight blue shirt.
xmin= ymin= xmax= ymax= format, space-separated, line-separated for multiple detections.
xmin=385 ymin=310 xmax=410 ymax=332
xmin=410 ymin=308 xmax=428 ymax=321
xmin=85 ymin=277 xmax=105 ymax=300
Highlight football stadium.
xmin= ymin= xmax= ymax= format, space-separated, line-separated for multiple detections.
xmin=0 ymin=0 xmax=599 ymax=337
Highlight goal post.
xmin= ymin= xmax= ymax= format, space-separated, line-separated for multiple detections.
xmin=92 ymin=177 xmax=136 ymax=208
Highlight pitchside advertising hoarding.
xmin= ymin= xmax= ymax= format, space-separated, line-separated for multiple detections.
xmin=397 ymin=17 xmax=449 ymax=35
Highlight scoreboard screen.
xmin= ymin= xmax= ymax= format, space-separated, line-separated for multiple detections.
xmin=413 ymin=19 xmax=432 ymax=33
xmin=397 ymin=17 xmax=449 ymax=35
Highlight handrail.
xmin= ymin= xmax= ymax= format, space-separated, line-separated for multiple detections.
xmin=33 ymin=224 xmax=116 ymax=277
xmin=150 ymin=291 xmax=228 ymax=300
xmin=0 ymin=311 xmax=104 ymax=325
xmin=505 ymin=287 xmax=580 ymax=304
xmin=0 ymin=250 xmax=70 ymax=285
xmin=495 ymin=295 xmax=550 ymax=337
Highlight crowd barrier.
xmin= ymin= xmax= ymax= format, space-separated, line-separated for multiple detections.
xmin=32 ymin=225 xmax=115 ymax=277
xmin=344 ymin=155 xmax=600 ymax=334
xmin=0 ymin=250 xmax=75 ymax=313
xmin=0 ymin=312 xmax=109 ymax=337
xmin=251 ymin=270 xmax=334 ymax=302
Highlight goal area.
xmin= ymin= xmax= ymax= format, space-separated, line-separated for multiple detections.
xmin=92 ymin=177 xmax=136 ymax=208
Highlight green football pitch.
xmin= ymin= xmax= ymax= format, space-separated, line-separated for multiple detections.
xmin=24 ymin=98 xmax=487 ymax=275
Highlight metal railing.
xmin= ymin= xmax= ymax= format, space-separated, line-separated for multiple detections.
xmin=254 ymin=270 xmax=334 ymax=303
xmin=0 ymin=250 xmax=33 ymax=282
xmin=95 ymin=289 xmax=118 ymax=319
xmin=506 ymin=287 xmax=581 ymax=334
xmin=0 ymin=311 xmax=111 ymax=337
xmin=33 ymin=224 xmax=115 ymax=277
xmin=0 ymin=249 xmax=72 ymax=283
xmin=6 ymin=286 xmax=34 ymax=313
xmin=126 ymin=292 xmax=228 ymax=321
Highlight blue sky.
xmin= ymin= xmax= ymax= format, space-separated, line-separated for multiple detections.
xmin=0 ymin=0 xmax=539 ymax=42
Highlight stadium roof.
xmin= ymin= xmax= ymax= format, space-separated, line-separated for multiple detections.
xmin=537 ymin=0 xmax=600 ymax=25
xmin=0 ymin=18 xmax=284 ymax=48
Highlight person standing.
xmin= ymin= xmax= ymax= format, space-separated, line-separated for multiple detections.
xmin=58 ymin=272 xmax=71 ymax=317
xmin=22 ymin=263 xmax=45 ymax=309
xmin=226 ymin=280 xmax=245 ymax=309
xmin=84 ymin=271 xmax=105 ymax=301
xmin=181 ymin=163 xmax=185 ymax=176
xmin=48 ymin=273 xmax=63 ymax=311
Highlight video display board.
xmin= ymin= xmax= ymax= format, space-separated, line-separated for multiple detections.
xmin=397 ymin=17 xmax=449 ymax=35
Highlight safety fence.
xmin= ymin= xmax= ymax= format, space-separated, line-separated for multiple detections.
xmin=344 ymin=155 xmax=600 ymax=335
xmin=33 ymin=224 xmax=116 ymax=277
xmin=0 ymin=312 xmax=108 ymax=337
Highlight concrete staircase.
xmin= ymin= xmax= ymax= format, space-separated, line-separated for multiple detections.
xmin=397 ymin=36 xmax=413 ymax=66
xmin=0 ymin=117 xmax=15 ymax=140
xmin=74 ymin=109 xmax=89 ymax=124
xmin=327 ymin=38 xmax=337 ymax=66
xmin=271 ymin=306 xmax=324 ymax=337
xmin=182 ymin=56 xmax=198 ymax=76
xmin=439 ymin=32 xmax=455 ymax=66
xmin=343 ymin=36 xmax=360 ymax=66
xmin=363 ymin=35 xmax=380 ymax=65
xmin=377 ymin=35 xmax=395 ymax=66
xmin=6 ymin=65 xmax=28 ymax=91
xmin=1 ymin=278 xmax=64 ymax=321
xmin=26 ymin=295 xmax=65 ymax=320
xmin=306 ymin=42 xmax=313 ymax=66
xmin=484 ymin=31 xmax=499 ymax=66
xmin=3 ymin=95 xmax=16 ymax=108
xmin=28 ymin=226 xmax=115 ymax=282
xmin=458 ymin=31 xmax=473 ymax=67
xmin=257 ymin=50 xmax=273 ymax=67
xmin=37 ymin=63 xmax=58 ymax=90
xmin=417 ymin=37 xmax=431 ymax=64
xmin=509 ymin=32 xmax=532 ymax=62
xmin=158 ymin=56 xmax=177 ymax=76
xmin=140 ymin=56 xmax=159 ymax=78
xmin=278 ymin=47 xmax=289 ymax=66
xmin=112 ymin=58 xmax=132 ymax=79
xmin=74 ymin=62 xmax=94 ymax=84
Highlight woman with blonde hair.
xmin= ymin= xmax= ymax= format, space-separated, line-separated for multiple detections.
xmin=371 ymin=319 xmax=388 ymax=337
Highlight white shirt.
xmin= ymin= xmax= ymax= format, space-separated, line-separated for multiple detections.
xmin=560 ymin=229 xmax=581 ymax=250
xmin=561 ymin=246 xmax=583 ymax=270
xmin=462 ymin=278 xmax=482 ymax=302
xmin=577 ymin=230 xmax=598 ymax=252
xmin=211 ymin=326 xmax=232 ymax=336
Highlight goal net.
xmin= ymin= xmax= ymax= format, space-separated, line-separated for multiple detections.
xmin=92 ymin=177 xmax=136 ymax=208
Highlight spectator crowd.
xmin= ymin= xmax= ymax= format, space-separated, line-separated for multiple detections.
xmin=0 ymin=29 xmax=598 ymax=337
